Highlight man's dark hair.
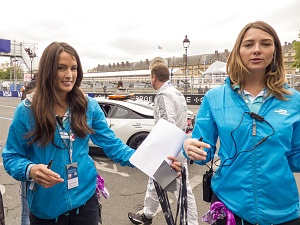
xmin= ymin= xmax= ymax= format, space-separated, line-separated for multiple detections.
xmin=151 ymin=64 xmax=169 ymax=82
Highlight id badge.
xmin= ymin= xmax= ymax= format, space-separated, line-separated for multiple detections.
xmin=60 ymin=131 xmax=69 ymax=139
xmin=66 ymin=162 xmax=79 ymax=189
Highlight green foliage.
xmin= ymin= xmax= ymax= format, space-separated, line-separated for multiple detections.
xmin=0 ymin=62 xmax=11 ymax=79
xmin=0 ymin=61 xmax=23 ymax=80
xmin=292 ymin=33 xmax=300 ymax=69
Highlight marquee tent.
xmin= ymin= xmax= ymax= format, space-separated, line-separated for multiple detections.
xmin=204 ymin=61 xmax=226 ymax=75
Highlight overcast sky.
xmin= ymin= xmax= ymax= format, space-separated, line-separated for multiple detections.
xmin=1 ymin=0 xmax=299 ymax=72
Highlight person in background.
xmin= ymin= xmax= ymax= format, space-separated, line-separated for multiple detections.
xmin=20 ymin=85 xmax=26 ymax=93
xmin=21 ymin=75 xmax=36 ymax=101
xmin=116 ymin=80 xmax=124 ymax=89
xmin=183 ymin=21 xmax=300 ymax=224
xmin=19 ymin=76 xmax=37 ymax=225
xmin=128 ymin=63 xmax=199 ymax=225
xmin=203 ymin=85 xmax=209 ymax=93
xmin=2 ymin=42 xmax=181 ymax=225
xmin=114 ymin=80 xmax=127 ymax=95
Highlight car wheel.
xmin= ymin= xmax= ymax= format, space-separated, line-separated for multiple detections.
xmin=127 ymin=132 xmax=149 ymax=150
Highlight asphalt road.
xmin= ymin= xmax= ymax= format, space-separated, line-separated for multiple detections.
xmin=0 ymin=97 xmax=299 ymax=225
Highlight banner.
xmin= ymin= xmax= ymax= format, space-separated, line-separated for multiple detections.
xmin=0 ymin=39 xmax=10 ymax=53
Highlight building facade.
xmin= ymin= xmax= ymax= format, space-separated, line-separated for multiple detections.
xmin=89 ymin=41 xmax=298 ymax=76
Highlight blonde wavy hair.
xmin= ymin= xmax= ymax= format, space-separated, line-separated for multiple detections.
xmin=226 ymin=21 xmax=291 ymax=100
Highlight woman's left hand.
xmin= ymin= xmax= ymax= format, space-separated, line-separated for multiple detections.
xmin=167 ymin=156 xmax=182 ymax=174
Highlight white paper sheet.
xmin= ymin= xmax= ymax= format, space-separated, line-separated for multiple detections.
xmin=129 ymin=118 xmax=187 ymax=179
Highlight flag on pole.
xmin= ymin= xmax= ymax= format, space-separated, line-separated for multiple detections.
xmin=158 ymin=45 xmax=162 ymax=50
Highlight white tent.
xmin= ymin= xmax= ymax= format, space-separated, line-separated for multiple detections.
xmin=204 ymin=61 xmax=226 ymax=75
xmin=170 ymin=67 xmax=183 ymax=76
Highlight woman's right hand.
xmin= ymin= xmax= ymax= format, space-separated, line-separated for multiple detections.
xmin=29 ymin=164 xmax=64 ymax=188
xmin=183 ymin=138 xmax=210 ymax=161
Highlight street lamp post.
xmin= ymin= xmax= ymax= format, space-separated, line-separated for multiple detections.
xmin=30 ymin=56 xmax=33 ymax=79
xmin=183 ymin=35 xmax=190 ymax=94
xmin=25 ymin=48 xmax=36 ymax=79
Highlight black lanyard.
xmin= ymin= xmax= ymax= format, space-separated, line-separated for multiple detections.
xmin=154 ymin=167 xmax=188 ymax=225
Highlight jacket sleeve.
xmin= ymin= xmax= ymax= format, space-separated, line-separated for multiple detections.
xmin=2 ymin=103 xmax=34 ymax=181
xmin=88 ymin=98 xmax=135 ymax=167
xmin=287 ymin=96 xmax=300 ymax=172
xmin=188 ymin=92 xmax=218 ymax=165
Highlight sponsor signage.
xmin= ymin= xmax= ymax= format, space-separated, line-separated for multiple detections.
xmin=87 ymin=93 xmax=204 ymax=105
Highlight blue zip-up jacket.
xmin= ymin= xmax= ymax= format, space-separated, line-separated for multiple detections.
xmin=190 ymin=78 xmax=300 ymax=224
xmin=2 ymin=96 xmax=134 ymax=219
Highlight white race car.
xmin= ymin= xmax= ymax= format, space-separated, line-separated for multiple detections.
xmin=89 ymin=96 xmax=195 ymax=156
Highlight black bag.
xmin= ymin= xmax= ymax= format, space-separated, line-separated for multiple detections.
xmin=202 ymin=152 xmax=215 ymax=203
xmin=202 ymin=168 xmax=213 ymax=202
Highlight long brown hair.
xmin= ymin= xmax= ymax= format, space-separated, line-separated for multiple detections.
xmin=226 ymin=21 xmax=290 ymax=100
xmin=28 ymin=42 xmax=94 ymax=146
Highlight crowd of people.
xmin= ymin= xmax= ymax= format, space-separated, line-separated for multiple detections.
xmin=1 ymin=20 xmax=300 ymax=225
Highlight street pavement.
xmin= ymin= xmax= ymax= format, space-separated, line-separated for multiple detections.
xmin=0 ymin=97 xmax=299 ymax=225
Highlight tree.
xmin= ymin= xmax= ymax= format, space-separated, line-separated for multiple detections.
xmin=0 ymin=61 xmax=23 ymax=80
xmin=0 ymin=62 xmax=11 ymax=79
xmin=292 ymin=33 xmax=300 ymax=69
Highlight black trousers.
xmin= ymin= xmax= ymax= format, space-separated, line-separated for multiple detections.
xmin=29 ymin=194 xmax=99 ymax=225
xmin=0 ymin=191 xmax=5 ymax=225
xmin=212 ymin=193 xmax=300 ymax=225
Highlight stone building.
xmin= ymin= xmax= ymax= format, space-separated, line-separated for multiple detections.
xmin=89 ymin=42 xmax=298 ymax=76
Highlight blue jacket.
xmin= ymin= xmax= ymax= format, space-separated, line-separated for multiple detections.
xmin=190 ymin=78 xmax=300 ymax=224
xmin=2 ymin=96 xmax=134 ymax=219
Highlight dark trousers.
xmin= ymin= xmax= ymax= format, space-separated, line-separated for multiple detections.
xmin=29 ymin=194 xmax=99 ymax=225
xmin=0 ymin=191 xmax=5 ymax=225
xmin=212 ymin=194 xmax=300 ymax=225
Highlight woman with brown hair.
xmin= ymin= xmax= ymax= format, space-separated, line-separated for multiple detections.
xmin=2 ymin=41 xmax=181 ymax=225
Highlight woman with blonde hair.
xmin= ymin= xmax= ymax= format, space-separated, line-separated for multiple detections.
xmin=183 ymin=21 xmax=300 ymax=224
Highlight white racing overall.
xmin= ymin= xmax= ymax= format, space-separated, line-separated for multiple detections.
xmin=143 ymin=80 xmax=199 ymax=225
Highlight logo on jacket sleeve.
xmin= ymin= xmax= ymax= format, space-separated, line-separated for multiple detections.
xmin=274 ymin=109 xmax=290 ymax=116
